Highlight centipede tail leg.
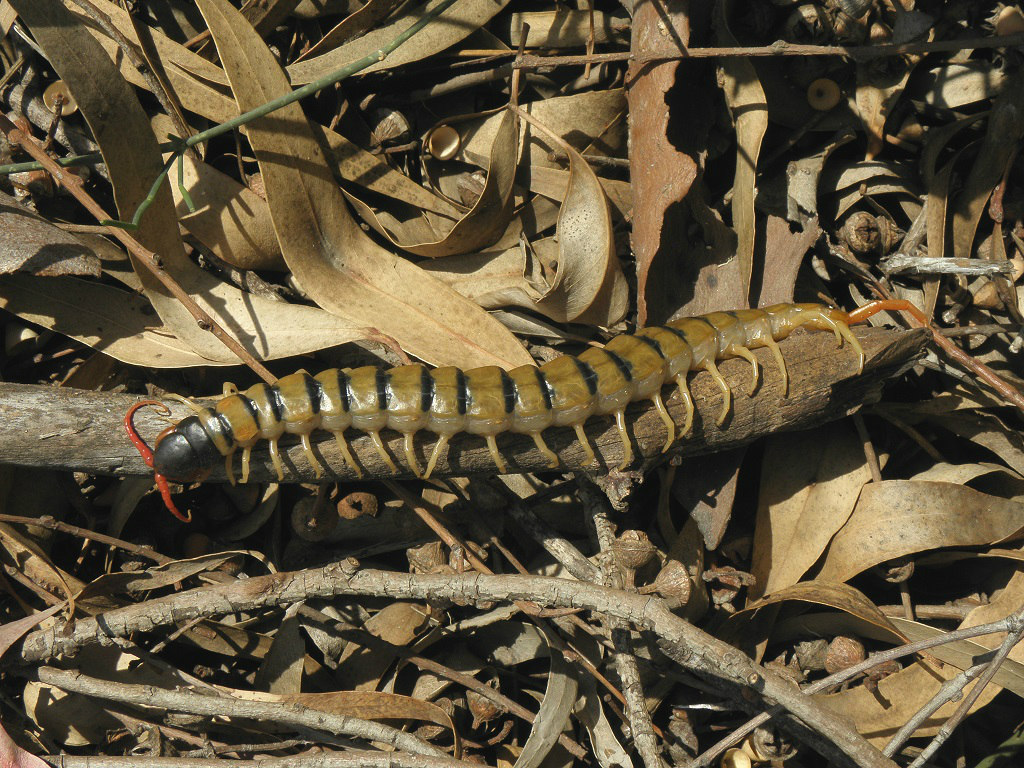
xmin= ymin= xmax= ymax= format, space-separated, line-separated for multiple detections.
xmin=573 ymin=424 xmax=598 ymax=466
xmin=612 ymin=410 xmax=633 ymax=469
xmin=844 ymin=298 xmax=929 ymax=326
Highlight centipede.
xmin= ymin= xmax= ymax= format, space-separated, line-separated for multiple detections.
xmin=125 ymin=300 xmax=923 ymax=521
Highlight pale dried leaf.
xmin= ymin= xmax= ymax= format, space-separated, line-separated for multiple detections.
xmin=752 ymin=424 xmax=872 ymax=598
xmin=197 ymin=0 xmax=533 ymax=368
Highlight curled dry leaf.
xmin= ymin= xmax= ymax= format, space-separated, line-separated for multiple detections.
xmin=821 ymin=564 xmax=1024 ymax=746
xmin=421 ymin=113 xmax=628 ymax=326
xmin=715 ymin=0 xmax=768 ymax=304
xmin=751 ymin=424 xmax=873 ymax=599
xmin=152 ymin=115 xmax=283 ymax=271
xmin=726 ymin=581 xmax=907 ymax=652
xmin=13 ymin=0 xmax=368 ymax=364
xmin=65 ymin=0 xmax=457 ymax=218
xmin=349 ymin=109 xmax=519 ymax=258
xmin=196 ymin=0 xmax=533 ymax=369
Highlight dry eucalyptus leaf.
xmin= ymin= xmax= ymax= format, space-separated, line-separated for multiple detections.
xmin=286 ymin=0 xmax=512 ymax=83
xmin=752 ymin=424 xmax=873 ymax=599
xmin=14 ymin=0 xmax=370 ymax=364
xmin=816 ymin=480 xmax=1024 ymax=585
xmin=197 ymin=0 xmax=533 ymax=369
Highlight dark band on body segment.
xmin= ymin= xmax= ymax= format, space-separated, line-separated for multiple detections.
xmin=142 ymin=302 xmax=880 ymax=509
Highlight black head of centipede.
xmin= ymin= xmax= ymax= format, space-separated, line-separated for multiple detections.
xmin=125 ymin=401 xmax=217 ymax=522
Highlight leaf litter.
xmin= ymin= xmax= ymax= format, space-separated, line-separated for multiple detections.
xmin=0 ymin=1 xmax=1023 ymax=767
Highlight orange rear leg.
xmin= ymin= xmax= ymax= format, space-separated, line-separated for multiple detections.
xmin=844 ymin=299 xmax=929 ymax=326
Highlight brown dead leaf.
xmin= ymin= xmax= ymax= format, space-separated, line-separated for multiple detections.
xmin=13 ymin=0 xmax=370 ymax=364
xmin=285 ymin=0 xmax=512 ymax=84
xmin=752 ymin=424 xmax=872 ymax=599
xmin=951 ymin=74 xmax=1024 ymax=260
xmin=816 ymin=480 xmax=1024 ymax=585
xmin=66 ymin=0 xmax=458 ymax=218
xmin=731 ymin=580 xmax=907 ymax=647
xmin=715 ymin=1 xmax=767 ymax=304
xmin=351 ymin=109 xmax=519 ymax=258
xmin=197 ymin=0 xmax=533 ymax=368
xmin=0 ymin=192 xmax=101 ymax=277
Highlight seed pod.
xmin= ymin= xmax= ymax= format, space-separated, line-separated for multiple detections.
xmin=825 ymin=635 xmax=867 ymax=674
xmin=43 ymin=81 xmax=78 ymax=116
xmin=612 ymin=530 xmax=658 ymax=570
xmin=807 ymin=78 xmax=842 ymax=110
xmin=425 ymin=124 xmax=461 ymax=161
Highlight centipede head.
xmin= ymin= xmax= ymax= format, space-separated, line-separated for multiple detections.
xmin=124 ymin=400 xmax=197 ymax=523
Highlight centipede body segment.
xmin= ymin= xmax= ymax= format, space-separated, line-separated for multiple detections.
xmin=125 ymin=300 xmax=921 ymax=519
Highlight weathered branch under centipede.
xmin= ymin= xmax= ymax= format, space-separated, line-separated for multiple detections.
xmin=0 ymin=326 xmax=927 ymax=481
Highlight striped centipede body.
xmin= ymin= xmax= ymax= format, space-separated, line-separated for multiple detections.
xmin=126 ymin=300 xmax=919 ymax=521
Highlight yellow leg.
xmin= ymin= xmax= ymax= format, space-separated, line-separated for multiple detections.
xmin=368 ymin=431 xmax=398 ymax=473
xmin=837 ymin=323 xmax=865 ymax=374
xmin=331 ymin=431 xmax=361 ymax=477
xmin=224 ymin=453 xmax=236 ymax=486
xmin=301 ymin=434 xmax=322 ymax=478
xmin=613 ymin=410 xmax=633 ymax=470
xmin=403 ymin=432 xmax=422 ymax=478
xmin=765 ymin=337 xmax=789 ymax=396
xmin=573 ymin=423 xmax=598 ymax=467
xmin=820 ymin=317 xmax=865 ymax=374
xmin=268 ymin=438 xmax=285 ymax=481
xmin=675 ymin=374 xmax=695 ymax=436
xmin=222 ymin=382 xmax=239 ymax=396
xmin=734 ymin=346 xmax=760 ymax=396
xmin=423 ymin=435 xmax=450 ymax=479
xmin=485 ymin=435 xmax=508 ymax=473
xmin=530 ymin=431 xmax=560 ymax=468
xmin=703 ymin=360 xmax=732 ymax=426
xmin=241 ymin=446 xmax=252 ymax=484
xmin=651 ymin=392 xmax=675 ymax=452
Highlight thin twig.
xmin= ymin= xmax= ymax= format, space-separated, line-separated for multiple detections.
xmin=687 ymin=613 xmax=1023 ymax=768
xmin=905 ymin=611 xmax=1024 ymax=767
xmin=511 ymin=32 xmax=1024 ymax=69
xmin=882 ymin=663 xmax=987 ymax=759
xmin=42 ymin=754 xmax=469 ymax=768
xmin=16 ymin=565 xmax=899 ymax=768
xmin=582 ymin=479 xmax=665 ymax=768
xmin=30 ymin=666 xmax=451 ymax=759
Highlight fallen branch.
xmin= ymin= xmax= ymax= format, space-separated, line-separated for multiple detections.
xmin=16 ymin=565 xmax=898 ymax=768
xmin=0 ymin=326 xmax=927 ymax=482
